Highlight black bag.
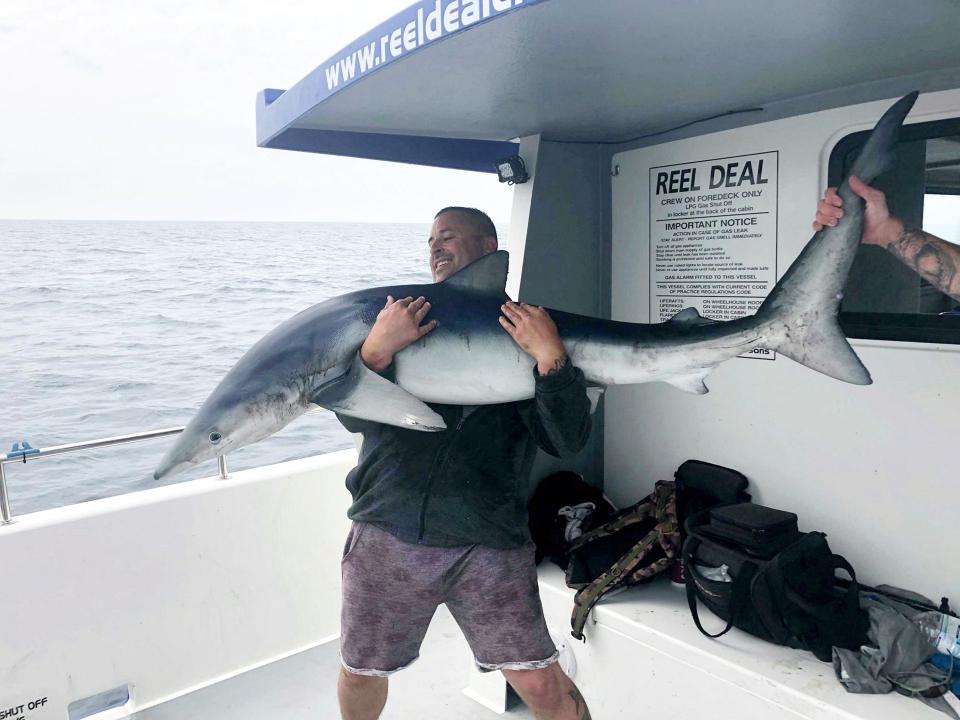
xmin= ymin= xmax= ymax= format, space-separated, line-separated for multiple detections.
xmin=673 ymin=459 xmax=751 ymax=582
xmin=701 ymin=503 xmax=799 ymax=558
xmin=566 ymin=481 xmax=680 ymax=640
xmin=527 ymin=471 xmax=616 ymax=566
xmin=683 ymin=504 xmax=869 ymax=662
xmin=675 ymin=459 xmax=751 ymax=527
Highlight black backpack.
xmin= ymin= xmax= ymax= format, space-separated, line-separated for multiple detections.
xmin=527 ymin=471 xmax=616 ymax=566
xmin=566 ymin=481 xmax=680 ymax=640
xmin=683 ymin=503 xmax=869 ymax=662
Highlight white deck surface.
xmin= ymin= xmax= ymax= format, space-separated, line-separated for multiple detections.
xmin=126 ymin=565 xmax=947 ymax=720
xmin=536 ymin=565 xmax=948 ymax=720
xmin=129 ymin=604 xmax=533 ymax=720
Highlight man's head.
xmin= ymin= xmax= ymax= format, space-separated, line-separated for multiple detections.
xmin=429 ymin=207 xmax=498 ymax=282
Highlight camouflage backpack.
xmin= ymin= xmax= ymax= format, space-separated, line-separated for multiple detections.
xmin=566 ymin=481 xmax=680 ymax=640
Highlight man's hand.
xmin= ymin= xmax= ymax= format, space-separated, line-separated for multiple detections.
xmin=360 ymin=296 xmax=437 ymax=372
xmin=812 ymin=175 xmax=903 ymax=249
xmin=814 ymin=176 xmax=960 ymax=302
xmin=499 ymin=301 xmax=568 ymax=376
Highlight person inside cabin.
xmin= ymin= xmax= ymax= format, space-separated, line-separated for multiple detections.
xmin=814 ymin=175 xmax=960 ymax=303
xmin=335 ymin=207 xmax=594 ymax=720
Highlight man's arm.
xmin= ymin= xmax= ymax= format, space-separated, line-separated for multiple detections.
xmin=814 ymin=175 xmax=960 ymax=302
xmin=336 ymin=295 xmax=437 ymax=433
xmin=884 ymin=228 xmax=960 ymax=303
xmin=500 ymin=301 xmax=592 ymax=455
xmin=360 ymin=295 xmax=437 ymax=371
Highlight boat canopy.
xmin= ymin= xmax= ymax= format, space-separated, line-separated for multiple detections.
xmin=256 ymin=0 xmax=960 ymax=171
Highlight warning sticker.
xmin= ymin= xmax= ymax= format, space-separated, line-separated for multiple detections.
xmin=649 ymin=151 xmax=778 ymax=360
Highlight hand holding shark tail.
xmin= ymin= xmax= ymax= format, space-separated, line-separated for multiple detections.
xmin=755 ymin=92 xmax=918 ymax=385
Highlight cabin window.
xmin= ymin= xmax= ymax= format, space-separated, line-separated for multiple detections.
xmin=829 ymin=116 xmax=960 ymax=344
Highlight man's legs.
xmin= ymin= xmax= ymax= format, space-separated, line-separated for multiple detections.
xmin=444 ymin=541 xmax=592 ymax=719
xmin=338 ymin=523 xmax=455 ymax=719
xmin=337 ymin=669 xmax=387 ymax=720
xmin=503 ymin=663 xmax=592 ymax=720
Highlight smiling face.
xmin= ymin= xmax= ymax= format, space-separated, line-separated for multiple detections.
xmin=429 ymin=210 xmax=498 ymax=281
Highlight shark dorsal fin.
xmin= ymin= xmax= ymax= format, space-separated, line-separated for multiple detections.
xmin=441 ymin=250 xmax=509 ymax=295
xmin=668 ymin=307 xmax=718 ymax=328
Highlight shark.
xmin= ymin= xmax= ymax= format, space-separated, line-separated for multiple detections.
xmin=154 ymin=92 xmax=918 ymax=480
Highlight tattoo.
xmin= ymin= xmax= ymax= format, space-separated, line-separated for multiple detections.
xmin=544 ymin=355 xmax=568 ymax=376
xmin=887 ymin=228 xmax=960 ymax=302
xmin=568 ymin=687 xmax=592 ymax=720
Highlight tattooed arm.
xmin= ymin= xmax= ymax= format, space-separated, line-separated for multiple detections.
xmin=815 ymin=175 xmax=960 ymax=303
xmin=883 ymin=226 xmax=960 ymax=302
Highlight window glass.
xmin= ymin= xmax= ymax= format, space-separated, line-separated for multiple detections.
xmin=924 ymin=194 xmax=960 ymax=245
xmin=829 ymin=123 xmax=960 ymax=343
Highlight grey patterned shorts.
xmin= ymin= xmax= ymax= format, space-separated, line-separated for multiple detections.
xmin=340 ymin=522 xmax=559 ymax=676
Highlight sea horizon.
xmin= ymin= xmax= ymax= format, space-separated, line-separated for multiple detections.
xmin=1 ymin=218 xmax=507 ymax=516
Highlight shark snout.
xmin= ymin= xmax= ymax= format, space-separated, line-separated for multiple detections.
xmin=153 ymin=450 xmax=193 ymax=481
xmin=153 ymin=425 xmax=217 ymax=481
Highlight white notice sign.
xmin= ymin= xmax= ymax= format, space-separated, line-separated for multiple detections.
xmin=649 ymin=151 xmax=778 ymax=359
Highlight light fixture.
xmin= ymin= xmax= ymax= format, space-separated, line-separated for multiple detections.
xmin=495 ymin=155 xmax=529 ymax=185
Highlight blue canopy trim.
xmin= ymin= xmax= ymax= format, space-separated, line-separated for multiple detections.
xmin=256 ymin=0 xmax=548 ymax=170
xmin=260 ymin=125 xmax=518 ymax=173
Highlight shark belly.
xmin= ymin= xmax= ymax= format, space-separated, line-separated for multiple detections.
xmin=563 ymin=322 xmax=763 ymax=388
xmin=393 ymin=328 xmax=535 ymax=405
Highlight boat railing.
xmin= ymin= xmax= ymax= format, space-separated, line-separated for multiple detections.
xmin=0 ymin=426 xmax=231 ymax=525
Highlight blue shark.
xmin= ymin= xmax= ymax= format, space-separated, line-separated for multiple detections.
xmin=154 ymin=92 xmax=917 ymax=480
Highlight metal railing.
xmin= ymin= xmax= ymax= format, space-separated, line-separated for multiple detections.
xmin=1 ymin=426 xmax=231 ymax=525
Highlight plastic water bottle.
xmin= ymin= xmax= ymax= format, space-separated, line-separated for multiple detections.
xmin=915 ymin=611 xmax=960 ymax=658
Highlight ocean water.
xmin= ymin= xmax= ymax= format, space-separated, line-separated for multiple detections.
xmin=1 ymin=220 xmax=506 ymax=516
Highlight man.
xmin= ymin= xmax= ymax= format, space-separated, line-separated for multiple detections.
xmin=814 ymin=175 xmax=960 ymax=302
xmin=336 ymin=207 xmax=594 ymax=720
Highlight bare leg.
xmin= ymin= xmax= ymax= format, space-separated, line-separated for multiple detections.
xmin=338 ymin=668 xmax=388 ymax=720
xmin=502 ymin=663 xmax=591 ymax=720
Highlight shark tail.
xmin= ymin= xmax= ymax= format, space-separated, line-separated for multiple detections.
xmin=760 ymin=302 xmax=873 ymax=385
xmin=847 ymin=91 xmax=918 ymax=183
xmin=754 ymin=92 xmax=918 ymax=385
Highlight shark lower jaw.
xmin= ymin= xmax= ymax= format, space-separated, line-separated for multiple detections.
xmin=154 ymin=409 xmax=295 ymax=481
xmin=153 ymin=457 xmax=193 ymax=481
xmin=153 ymin=430 xmax=221 ymax=481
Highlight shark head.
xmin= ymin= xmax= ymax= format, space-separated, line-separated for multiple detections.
xmin=153 ymin=375 xmax=305 ymax=481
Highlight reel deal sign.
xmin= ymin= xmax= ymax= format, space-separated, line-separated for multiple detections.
xmin=649 ymin=151 xmax=779 ymax=360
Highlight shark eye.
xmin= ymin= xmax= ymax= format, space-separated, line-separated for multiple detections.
xmin=209 ymin=431 xmax=222 ymax=444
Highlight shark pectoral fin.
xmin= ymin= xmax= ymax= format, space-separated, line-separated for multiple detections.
xmin=585 ymin=385 xmax=606 ymax=414
xmin=665 ymin=371 xmax=711 ymax=395
xmin=311 ymin=356 xmax=446 ymax=431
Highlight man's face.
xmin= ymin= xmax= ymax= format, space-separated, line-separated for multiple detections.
xmin=429 ymin=211 xmax=497 ymax=282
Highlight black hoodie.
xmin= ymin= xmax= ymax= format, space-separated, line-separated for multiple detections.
xmin=337 ymin=361 xmax=591 ymax=548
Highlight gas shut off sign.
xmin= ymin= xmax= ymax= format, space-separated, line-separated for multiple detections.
xmin=649 ymin=151 xmax=778 ymax=359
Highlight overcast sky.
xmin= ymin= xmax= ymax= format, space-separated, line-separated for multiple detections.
xmin=0 ymin=1 xmax=513 ymax=223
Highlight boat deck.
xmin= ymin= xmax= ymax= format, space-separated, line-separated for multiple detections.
xmin=129 ymin=604 xmax=532 ymax=720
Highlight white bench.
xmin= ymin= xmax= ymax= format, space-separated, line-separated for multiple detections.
xmin=530 ymin=564 xmax=946 ymax=719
